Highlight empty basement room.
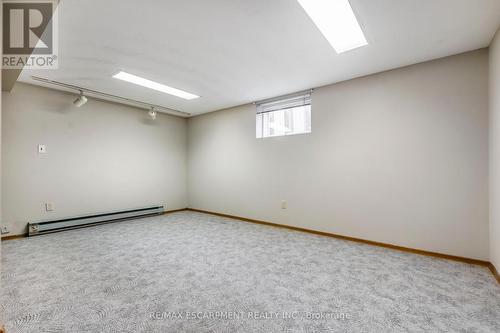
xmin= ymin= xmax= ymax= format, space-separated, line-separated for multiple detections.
xmin=1 ymin=0 xmax=500 ymax=332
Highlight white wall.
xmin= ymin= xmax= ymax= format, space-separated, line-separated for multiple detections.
xmin=2 ymin=83 xmax=188 ymax=235
xmin=188 ymin=49 xmax=490 ymax=260
xmin=490 ymin=29 xmax=500 ymax=270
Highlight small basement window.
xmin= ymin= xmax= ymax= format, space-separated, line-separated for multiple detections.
xmin=256 ymin=91 xmax=312 ymax=139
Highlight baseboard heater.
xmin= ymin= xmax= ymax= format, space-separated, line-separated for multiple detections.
xmin=28 ymin=205 xmax=164 ymax=236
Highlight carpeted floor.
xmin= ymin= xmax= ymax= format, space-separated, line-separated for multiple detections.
xmin=1 ymin=211 xmax=499 ymax=332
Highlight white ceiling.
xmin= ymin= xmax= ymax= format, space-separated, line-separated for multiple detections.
xmin=20 ymin=0 xmax=500 ymax=116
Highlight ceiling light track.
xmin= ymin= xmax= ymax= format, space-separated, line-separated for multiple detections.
xmin=30 ymin=76 xmax=191 ymax=117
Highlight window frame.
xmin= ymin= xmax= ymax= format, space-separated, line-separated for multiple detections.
xmin=255 ymin=90 xmax=312 ymax=139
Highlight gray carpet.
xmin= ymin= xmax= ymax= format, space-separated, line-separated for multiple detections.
xmin=1 ymin=211 xmax=499 ymax=332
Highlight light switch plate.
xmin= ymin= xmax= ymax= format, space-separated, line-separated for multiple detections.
xmin=38 ymin=144 xmax=46 ymax=153
xmin=45 ymin=203 xmax=54 ymax=211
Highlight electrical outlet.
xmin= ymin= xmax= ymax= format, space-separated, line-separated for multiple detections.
xmin=281 ymin=200 xmax=287 ymax=209
xmin=1 ymin=226 xmax=9 ymax=234
xmin=38 ymin=144 xmax=46 ymax=153
xmin=45 ymin=203 xmax=54 ymax=211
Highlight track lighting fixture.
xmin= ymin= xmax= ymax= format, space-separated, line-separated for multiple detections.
xmin=31 ymin=76 xmax=191 ymax=117
xmin=149 ymin=108 xmax=157 ymax=120
xmin=73 ymin=91 xmax=88 ymax=107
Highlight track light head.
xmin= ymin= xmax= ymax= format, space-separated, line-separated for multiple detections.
xmin=73 ymin=91 xmax=88 ymax=107
xmin=149 ymin=108 xmax=157 ymax=120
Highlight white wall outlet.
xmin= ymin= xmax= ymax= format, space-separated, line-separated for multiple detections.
xmin=45 ymin=203 xmax=54 ymax=211
xmin=1 ymin=226 xmax=9 ymax=234
xmin=38 ymin=144 xmax=46 ymax=153
xmin=281 ymin=200 xmax=287 ymax=209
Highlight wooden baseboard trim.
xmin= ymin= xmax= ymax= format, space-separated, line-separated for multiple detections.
xmin=164 ymin=208 xmax=189 ymax=214
xmin=1 ymin=233 xmax=28 ymax=241
xmin=3 ymin=208 xmax=498 ymax=284
xmin=489 ymin=263 xmax=500 ymax=284
xmin=186 ymin=208 xmax=492 ymax=268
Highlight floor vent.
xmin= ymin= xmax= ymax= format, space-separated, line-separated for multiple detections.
xmin=28 ymin=206 xmax=164 ymax=236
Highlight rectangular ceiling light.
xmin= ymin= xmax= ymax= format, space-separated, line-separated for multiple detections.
xmin=113 ymin=71 xmax=199 ymax=100
xmin=297 ymin=0 xmax=368 ymax=53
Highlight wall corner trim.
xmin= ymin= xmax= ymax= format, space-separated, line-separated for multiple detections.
xmin=489 ymin=263 xmax=500 ymax=284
